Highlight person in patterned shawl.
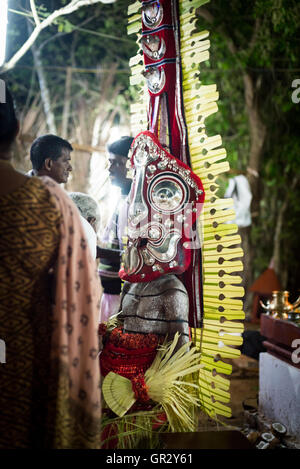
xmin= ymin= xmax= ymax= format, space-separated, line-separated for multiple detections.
xmin=0 ymin=87 xmax=102 ymax=449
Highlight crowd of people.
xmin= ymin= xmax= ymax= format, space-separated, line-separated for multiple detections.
xmin=0 ymin=85 xmax=132 ymax=448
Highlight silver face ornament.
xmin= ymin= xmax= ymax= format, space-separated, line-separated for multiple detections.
xmin=142 ymin=2 xmax=163 ymax=29
xmin=141 ymin=35 xmax=166 ymax=61
xmin=142 ymin=66 xmax=166 ymax=94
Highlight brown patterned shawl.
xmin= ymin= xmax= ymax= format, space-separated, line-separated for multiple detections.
xmin=0 ymin=176 xmax=102 ymax=448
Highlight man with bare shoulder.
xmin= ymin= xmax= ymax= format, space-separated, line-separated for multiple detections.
xmin=28 ymin=134 xmax=73 ymax=184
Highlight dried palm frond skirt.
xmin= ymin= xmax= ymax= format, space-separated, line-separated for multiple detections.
xmin=100 ymin=329 xmax=202 ymax=449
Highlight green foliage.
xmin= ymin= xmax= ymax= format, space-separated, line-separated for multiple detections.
xmin=55 ymin=19 xmax=74 ymax=33
xmin=4 ymin=0 xmax=136 ymax=131
xmin=197 ymin=0 xmax=300 ymax=290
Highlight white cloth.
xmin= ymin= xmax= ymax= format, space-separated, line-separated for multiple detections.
xmin=224 ymin=175 xmax=252 ymax=227
xmin=101 ymin=194 xmax=129 ymax=249
xmin=99 ymin=293 xmax=121 ymax=323
xmin=80 ymin=215 xmax=97 ymax=259
xmin=26 ymin=169 xmax=36 ymax=177
xmin=99 ymin=194 xmax=129 ymax=323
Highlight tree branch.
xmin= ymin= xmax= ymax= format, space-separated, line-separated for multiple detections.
xmin=196 ymin=7 xmax=214 ymax=24
xmin=30 ymin=36 xmax=57 ymax=133
xmin=197 ymin=7 xmax=237 ymax=55
xmin=0 ymin=0 xmax=115 ymax=74
xmin=37 ymin=12 xmax=99 ymax=52
xmin=30 ymin=0 xmax=40 ymax=26
xmin=249 ymin=17 xmax=260 ymax=53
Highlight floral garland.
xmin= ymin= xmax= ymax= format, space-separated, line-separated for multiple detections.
xmin=98 ymin=323 xmax=107 ymax=336
xmin=99 ymin=325 xmax=160 ymax=350
xmin=131 ymin=373 xmax=150 ymax=402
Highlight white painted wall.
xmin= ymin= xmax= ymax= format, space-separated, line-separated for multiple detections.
xmin=259 ymin=353 xmax=300 ymax=437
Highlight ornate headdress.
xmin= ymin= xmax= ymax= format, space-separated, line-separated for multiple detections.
xmin=122 ymin=0 xmax=245 ymax=420
xmin=121 ymin=0 xmax=210 ymax=329
xmin=120 ymin=130 xmax=204 ymax=284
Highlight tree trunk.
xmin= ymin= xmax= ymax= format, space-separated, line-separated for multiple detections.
xmin=68 ymin=98 xmax=91 ymax=193
xmin=241 ymin=73 xmax=267 ymax=317
xmin=243 ymin=73 xmax=266 ymax=216
xmin=31 ymin=44 xmax=57 ymax=134
xmin=61 ymin=66 xmax=73 ymax=139
xmin=272 ymin=175 xmax=299 ymax=282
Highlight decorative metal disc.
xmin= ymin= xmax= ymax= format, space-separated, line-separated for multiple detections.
xmin=148 ymin=173 xmax=189 ymax=214
xmin=142 ymin=2 xmax=163 ymax=29
xmin=141 ymin=35 xmax=166 ymax=61
xmin=142 ymin=66 xmax=166 ymax=94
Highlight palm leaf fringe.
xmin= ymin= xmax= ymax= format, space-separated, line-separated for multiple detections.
xmin=102 ymin=332 xmax=203 ymax=438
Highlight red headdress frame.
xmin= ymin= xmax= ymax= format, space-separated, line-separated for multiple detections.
xmin=119 ymin=131 xmax=205 ymax=327
xmin=120 ymin=0 xmax=206 ymax=329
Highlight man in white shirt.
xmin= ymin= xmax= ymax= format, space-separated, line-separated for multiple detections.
xmin=28 ymin=135 xmax=97 ymax=259
xmin=98 ymin=136 xmax=133 ymax=322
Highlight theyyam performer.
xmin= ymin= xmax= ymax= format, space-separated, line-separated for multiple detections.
xmin=99 ymin=0 xmax=245 ymax=448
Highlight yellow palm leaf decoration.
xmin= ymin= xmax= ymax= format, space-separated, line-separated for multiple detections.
xmin=102 ymin=372 xmax=136 ymax=417
xmin=102 ymin=333 xmax=203 ymax=432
